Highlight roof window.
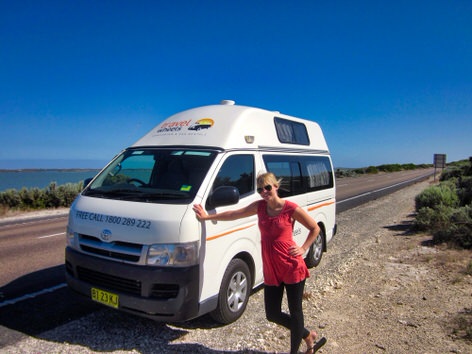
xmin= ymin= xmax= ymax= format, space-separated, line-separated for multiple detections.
xmin=274 ymin=117 xmax=310 ymax=145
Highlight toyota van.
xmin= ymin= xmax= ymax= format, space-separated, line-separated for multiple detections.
xmin=65 ymin=100 xmax=336 ymax=324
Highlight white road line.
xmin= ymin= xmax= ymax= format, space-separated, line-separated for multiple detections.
xmin=0 ymin=283 xmax=67 ymax=308
xmin=38 ymin=232 xmax=65 ymax=239
xmin=337 ymin=173 xmax=430 ymax=204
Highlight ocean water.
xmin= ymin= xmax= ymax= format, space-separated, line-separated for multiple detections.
xmin=0 ymin=170 xmax=100 ymax=191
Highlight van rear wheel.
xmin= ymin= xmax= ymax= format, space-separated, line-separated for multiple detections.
xmin=211 ymin=258 xmax=251 ymax=324
xmin=305 ymin=227 xmax=325 ymax=268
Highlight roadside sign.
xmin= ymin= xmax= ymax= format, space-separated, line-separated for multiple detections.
xmin=433 ymin=154 xmax=446 ymax=181
xmin=434 ymin=154 xmax=446 ymax=168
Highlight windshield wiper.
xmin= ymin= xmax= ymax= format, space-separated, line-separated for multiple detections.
xmin=84 ymin=188 xmax=189 ymax=200
xmin=84 ymin=187 xmax=141 ymax=197
xmin=143 ymin=192 xmax=189 ymax=199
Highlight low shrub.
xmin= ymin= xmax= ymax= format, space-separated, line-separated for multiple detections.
xmin=452 ymin=308 xmax=472 ymax=343
xmin=335 ymin=169 xmax=359 ymax=178
xmin=341 ymin=163 xmax=431 ymax=177
xmin=377 ymin=164 xmax=402 ymax=172
xmin=466 ymin=261 xmax=472 ymax=276
xmin=458 ymin=176 xmax=472 ymax=206
xmin=0 ymin=189 xmax=22 ymax=208
xmin=415 ymin=181 xmax=459 ymax=211
xmin=365 ymin=166 xmax=378 ymax=174
xmin=415 ymin=205 xmax=453 ymax=231
xmin=441 ymin=161 xmax=472 ymax=182
xmin=0 ymin=181 xmax=83 ymax=213
xmin=432 ymin=206 xmax=472 ymax=249
xmin=415 ymin=159 xmax=472 ymax=249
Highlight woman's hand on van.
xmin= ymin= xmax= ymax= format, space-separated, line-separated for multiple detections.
xmin=193 ymin=204 xmax=208 ymax=221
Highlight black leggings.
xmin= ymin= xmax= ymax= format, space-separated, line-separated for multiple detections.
xmin=264 ymin=280 xmax=310 ymax=354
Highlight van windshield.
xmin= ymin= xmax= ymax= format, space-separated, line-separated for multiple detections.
xmin=82 ymin=148 xmax=217 ymax=203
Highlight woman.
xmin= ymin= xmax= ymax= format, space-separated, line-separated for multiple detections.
xmin=193 ymin=172 xmax=326 ymax=354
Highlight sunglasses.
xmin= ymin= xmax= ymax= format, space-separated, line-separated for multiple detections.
xmin=257 ymin=184 xmax=273 ymax=193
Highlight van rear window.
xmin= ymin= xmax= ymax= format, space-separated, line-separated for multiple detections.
xmin=274 ymin=117 xmax=310 ymax=145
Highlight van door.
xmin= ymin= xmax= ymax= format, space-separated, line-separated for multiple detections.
xmin=200 ymin=153 xmax=262 ymax=324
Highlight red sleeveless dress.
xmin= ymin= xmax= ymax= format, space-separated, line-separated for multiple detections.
xmin=257 ymin=200 xmax=310 ymax=286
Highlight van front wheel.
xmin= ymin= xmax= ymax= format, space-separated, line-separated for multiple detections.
xmin=305 ymin=227 xmax=325 ymax=268
xmin=211 ymin=258 xmax=251 ymax=324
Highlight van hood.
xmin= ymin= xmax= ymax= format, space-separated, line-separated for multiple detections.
xmin=69 ymin=196 xmax=192 ymax=244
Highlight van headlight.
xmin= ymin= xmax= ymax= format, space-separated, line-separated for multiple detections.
xmin=66 ymin=226 xmax=77 ymax=247
xmin=147 ymin=242 xmax=198 ymax=266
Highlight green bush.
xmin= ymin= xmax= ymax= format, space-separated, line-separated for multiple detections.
xmin=415 ymin=159 xmax=472 ymax=249
xmin=458 ymin=176 xmax=472 ymax=206
xmin=18 ymin=187 xmax=45 ymax=209
xmin=365 ymin=166 xmax=378 ymax=174
xmin=433 ymin=206 xmax=472 ymax=249
xmin=441 ymin=167 xmax=465 ymax=181
xmin=441 ymin=161 xmax=472 ymax=181
xmin=401 ymin=163 xmax=417 ymax=170
xmin=0 ymin=189 xmax=21 ymax=208
xmin=352 ymin=168 xmax=365 ymax=174
xmin=345 ymin=163 xmax=431 ymax=176
xmin=335 ymin=168 xmax=359 ymax=178
xmin=0 ymin=181 xmax=83 ymax=213
xmin=377 ymin=164 xmax=402 ymax=172
xmin=415 ymin=181 xmax=459 ymax=211
xmin=415 ymin=205 xmax=453 ymax=231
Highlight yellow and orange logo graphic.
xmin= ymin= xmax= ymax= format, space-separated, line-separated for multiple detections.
xmin=188 ymin=118 xmax=214 ymax=131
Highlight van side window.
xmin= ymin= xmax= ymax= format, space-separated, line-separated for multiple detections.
xmin=262 ymin=159 xmax=303 ymax=198
xmin=274 ymin=117 xmax=310 ymax=145
xmin=212 ymin=155 xmax=255 ymax=196
xmin=263 ymin=155 xmax=333 ymax=197
xmin=305 ymin=157 xmax=334 ymax=191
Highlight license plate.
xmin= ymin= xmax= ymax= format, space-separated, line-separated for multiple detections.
xmin=91 ymin=287 xmax=119 ymax=308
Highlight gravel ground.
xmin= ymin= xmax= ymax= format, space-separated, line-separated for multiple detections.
xmin=2 ymin=178 xmax=471 ymax=353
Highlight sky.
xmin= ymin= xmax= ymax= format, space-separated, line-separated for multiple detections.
xmin=0 ymin=1 xmax=471 ymax=169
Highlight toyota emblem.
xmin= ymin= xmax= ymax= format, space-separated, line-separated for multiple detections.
xmin=100 ymin=229 xmax=112 ymax=241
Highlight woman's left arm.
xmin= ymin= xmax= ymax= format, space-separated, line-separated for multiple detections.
xmin=289 ymin=207 xmax=321 ymax=257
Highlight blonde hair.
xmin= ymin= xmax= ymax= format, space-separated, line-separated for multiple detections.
xmin=257 ymin=172 xmax=282 ymax=188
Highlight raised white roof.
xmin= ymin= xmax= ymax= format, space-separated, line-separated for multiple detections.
xmin=132 ymin=101 xmax=329 ymax=152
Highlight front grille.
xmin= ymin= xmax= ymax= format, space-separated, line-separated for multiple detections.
xmin=78 ymin=234 xmax=143 ymax=263
xmin=151 ymin=284 xmax=179 ymax=299
xmin=77 ymin=266 xmax=142 ymax=295
xmin=76 ymin=266 xmax=180 ymax=300
xmin=80 ymin=245 xmax=140 ymax=262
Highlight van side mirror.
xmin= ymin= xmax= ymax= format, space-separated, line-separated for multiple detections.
xmin=206 ymin=186 xmax=240 ymax=209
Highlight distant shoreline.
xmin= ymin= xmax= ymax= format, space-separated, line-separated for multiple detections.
xmin=0 ymin=168 xmax=100 ymax=173
xmin=0 ymin=169 xmax=101 ymax=192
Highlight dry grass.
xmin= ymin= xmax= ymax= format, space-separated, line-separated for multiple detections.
xmin=452 ymin=308 xmax=472 ymax=342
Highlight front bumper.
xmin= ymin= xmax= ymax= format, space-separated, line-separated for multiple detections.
xmin=65 ymin=247 xmax=200 ymax=322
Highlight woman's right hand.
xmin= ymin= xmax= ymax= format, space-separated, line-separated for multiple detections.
xmin=193 ymin=204 xmax=208 ymax=221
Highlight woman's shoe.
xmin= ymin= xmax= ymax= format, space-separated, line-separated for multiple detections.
xmin=305 ymin=336 xmax=327 ymax=354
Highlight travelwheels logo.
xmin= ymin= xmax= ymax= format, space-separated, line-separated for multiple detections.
xmin=156 ymin=118 xmax=214 ymax=133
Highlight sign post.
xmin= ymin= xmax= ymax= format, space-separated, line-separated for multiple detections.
xmin=433 ymin=154 xmax=446 ymax=181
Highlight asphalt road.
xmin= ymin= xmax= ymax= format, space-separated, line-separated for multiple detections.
xmin=0 ymin=216 xmax=67 ymax=295
xmin=0 ymin=168 xmax=434 ymax=345
xmin=335 ymin=168 xmax=435 ymax=212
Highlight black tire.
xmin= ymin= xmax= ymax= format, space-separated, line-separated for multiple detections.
xmin=210 ymin=258 xmax=252 ymax=324
xmin=305 ymin=226 xmax=325 ymax=268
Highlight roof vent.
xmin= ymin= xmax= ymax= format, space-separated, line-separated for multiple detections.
xmin=220 ymin=100 xmax=235 ymax=105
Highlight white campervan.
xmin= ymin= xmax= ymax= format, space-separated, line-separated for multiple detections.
xmin=65 ymin=100 xmax=336 ymax=324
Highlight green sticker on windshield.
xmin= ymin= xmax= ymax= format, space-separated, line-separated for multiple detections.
xmin=180 ymin=185 xmax=192 ymax=192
